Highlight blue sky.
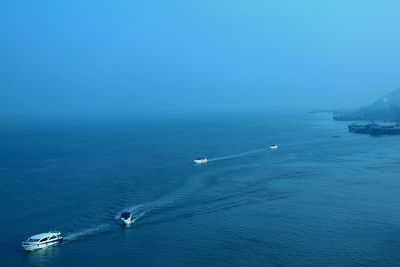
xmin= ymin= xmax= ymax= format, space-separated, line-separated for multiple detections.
xmin=1 ymin=0 xmax=400 ymax=117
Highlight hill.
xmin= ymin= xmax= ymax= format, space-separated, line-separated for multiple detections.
xmin=334 ymin=89 xmax=400 ymax=122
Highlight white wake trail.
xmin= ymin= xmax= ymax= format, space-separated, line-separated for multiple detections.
xmin=117 ymin=196 xmax=176 ymax=220
xmin=62 ymin=147 xmax=264 ymax=243
xmin=64 ymin=223 xmax=116 ymax=241
xmin=208 ymin=148 xmax=265 ymax=162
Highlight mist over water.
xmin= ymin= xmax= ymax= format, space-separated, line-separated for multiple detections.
xmin=2 ymin=1 xmax=400 ymax=118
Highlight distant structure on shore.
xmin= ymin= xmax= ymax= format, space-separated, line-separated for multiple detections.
xmin=333 ymin=88 xmax=400 ymax=122
xmin=320 ymin=88 xmax=400 ymax=136
xmin=307 ymin=109 xmax=334 ymax=114
xmin=348 ymin=123 xmax=400 ymax=136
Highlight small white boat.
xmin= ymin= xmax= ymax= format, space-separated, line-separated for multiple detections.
xmin=120 ymin=211 xmax=133 ymax=225
xmin=270 ymin=144 xmax=278 ymax=149
xmin=21 ymin=232 xmax=63 ymax=251
xmin=194 ymin=157 xmax=208 ymax=164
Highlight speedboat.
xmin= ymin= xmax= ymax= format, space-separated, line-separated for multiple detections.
xmin=120 ymin=211 xmax=133 ymax=225
xmin=194 ymin=157 xmax=208 ymax=164
xmin=270 ymin=144 xmax=278 ymax=149
xmin=21 ymin=232 xmax=63 ymax=251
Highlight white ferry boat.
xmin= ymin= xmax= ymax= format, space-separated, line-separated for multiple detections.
xmin=270 ymin=144 xmax=278 ymax=149
xmin=194 ymin=157 xmax=208 ymax=164
xmin=21 ymin=232 xmax=63 ymax=251
xmin=120 ymin=211 xmax=133 ymax=225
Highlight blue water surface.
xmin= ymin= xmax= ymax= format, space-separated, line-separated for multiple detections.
xmin=1 ymin=112 xmax=400 ymax=266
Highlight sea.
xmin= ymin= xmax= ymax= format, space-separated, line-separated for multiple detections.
xmin=1 ymin=112 xmax=400 ymax=266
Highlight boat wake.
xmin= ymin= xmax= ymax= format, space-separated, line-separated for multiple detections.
xmin=208 ymin=148 xmax=265 ymax=162
xmin=64 ymin=223 xmax=117 ymax=241
xmin=61 ymin=147 xmax=267 ymax=244
xmin=64 ymin=196 xmax=177 ymax=242
xmin=117 ymin=196 xmax=176 ymax=221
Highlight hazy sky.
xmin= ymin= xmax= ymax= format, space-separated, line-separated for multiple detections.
xmin=1 ymin=0 xmax=400 ymax=117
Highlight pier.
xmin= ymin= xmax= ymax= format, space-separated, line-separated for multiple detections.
xmin=348 ymin=123 xmax=400 ymax=136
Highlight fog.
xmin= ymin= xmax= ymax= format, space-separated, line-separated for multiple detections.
xmin=1 ymin=0 xmax=400 ymax=118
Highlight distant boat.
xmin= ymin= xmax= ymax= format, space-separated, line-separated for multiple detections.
xmin=21 ymin=232 xmax=63 ymax=251
xmin=269 ymin=144 xmax=278 ymax=149
xmin=194 ymin=157 xmax=208 ymax=164
xmin=120 ymin=211 xmax=133 ymax=225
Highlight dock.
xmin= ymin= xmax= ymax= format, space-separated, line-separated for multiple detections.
xmin=348 ymin=123 xmax=400 ymax=136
